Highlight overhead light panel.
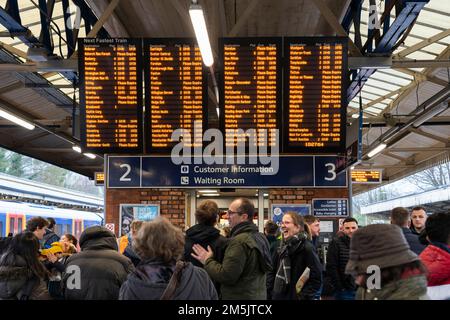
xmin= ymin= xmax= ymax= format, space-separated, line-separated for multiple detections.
xmin=84 ymin=153 xmax=96 ymax=159
xmin=201 ymin=193 xmax=220 ymax=197
xmin=72 ymin=145 xmax=82 ymax=153
xmin=0 ymin=108 xmax=35 ymax=130
xmin=198 ymin=189 xmax=219 ymax=193
xmin=189 ymin=2 xmax=214 ymax=67
xmin=367 ymin=143 xmax=387 ymax=158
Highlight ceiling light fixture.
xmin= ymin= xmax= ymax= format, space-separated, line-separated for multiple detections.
xmin=367 ymin=143 xmax=387 ymax=158
xmin=189 ymin=1 xmax=214 ymax=67
xmin=0 ymin=108 xmax=35 ymax=130
xmin=83 ymin=153 xmax=96 ymax=159
xmin=72 ymin=145 xmax=82 ymax=153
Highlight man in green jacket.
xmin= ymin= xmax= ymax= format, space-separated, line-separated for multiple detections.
xmin=192 ymin=198 xmax=272 ymax=299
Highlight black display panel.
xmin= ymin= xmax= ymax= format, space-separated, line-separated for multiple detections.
xmin=144 ymin=38 xmax=208 ymax=154
xmin=79 ymin=38 xmax=143 ymax=153
xmin=219 ymin=38 xmax=282 ymax=151
xmin=283 ymin=37 xmax=347 ymax=154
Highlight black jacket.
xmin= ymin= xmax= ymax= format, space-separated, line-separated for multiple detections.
xmin=0 ymin=255 xmax=50 ymax=300
xmin=326 ymin=235 xmax=356 ymax=292
xmin=266 ymin=235 xmax=281 ymax=258
xmin=62 ymin=226 xmax=134 ymax=300
xmin=401 ymin=227 xmax=426 ymax=255
xmin=119 ymin=260 xmax=217 ymax=300
xmin=267 ymin=234 xmax=322 ymax=300
xmin=123 ymin=243 xmax=141 ymax=267
xmin=184 ymin=224 xmax=229 ymax=268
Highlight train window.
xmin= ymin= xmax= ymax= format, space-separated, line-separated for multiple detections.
xmin=55 ymin=224 xmax=63 ymax=236
xmin=0 ymin=222 xmax=3 ymax=237
xmin=17 ymin=218 xmax=22 ymax=232
xmin=65 ymin=224 xmax=71 ymax=235
xmin=9 ymin=217 xmax=14 ymax=234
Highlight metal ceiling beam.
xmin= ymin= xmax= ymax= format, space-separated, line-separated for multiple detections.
xmin=389 ymin=147 xmax=450 ymax=152
xmin=407 ymin=127 xmax=449 ymax=144
xmin=382 ymin=151 xmax=408 ymax=161
xmin=228 ymin=0 xmax=259 ymax=37
xmin=310 ymin=0 xmax=362 ymax=57
xmin=394 ymin=28 xmax=450 ymax=58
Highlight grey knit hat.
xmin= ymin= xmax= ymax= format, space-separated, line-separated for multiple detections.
xmin=345 ymin=224 xmax=419 ymax=275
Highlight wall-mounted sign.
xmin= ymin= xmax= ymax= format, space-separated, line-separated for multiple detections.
xmin=94 ymin=172 xmax=105 ymax=186
xmin=271 ymin=204 xmax=311 ymax=226
xmin=107 ymin=155 xmax=347 ymax=188
xmin=119 ymin=204 xmax=160 ymax=236
xmin=312 ymin=198 xmax=348 ymax=217
xmin=351 ymin=169 xmax=382 ymax=184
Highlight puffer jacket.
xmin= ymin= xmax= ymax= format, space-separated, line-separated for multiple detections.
xmin=62 ymin=226 xmax=134 ymax=300
xmin=204 ymin=221 xmax=272 ymax=300
xmin=119 ymin=259 xmax=217 ymax=300
xmin=0 ymin=255 xmax=50 ymax=300
xmin=420 ymin=243 xmax=450 ymax=286
xmin=184 ymin=224 xmax=229 ymax=268
xmin=268 ymin=233 xmax=322 ymax=300
xmin=326 ymin=235 xmax=357 ymax=292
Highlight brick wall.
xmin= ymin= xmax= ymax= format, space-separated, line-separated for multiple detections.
xmin=269 ymin=188 xmax=348 ymax=206
xmin=105 ymin=188 xmax=186 ymax=236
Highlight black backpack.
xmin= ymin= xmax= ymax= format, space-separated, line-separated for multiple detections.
xmin=0 ymin=236 xmax=12 ymax=255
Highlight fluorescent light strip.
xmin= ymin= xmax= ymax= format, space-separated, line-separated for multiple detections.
xmin=198 ymin=189 xmax=219 ymax=193
xmin=201 ymin=193 xmax=220 ymax=197
xmin=367 ymin=143 xmax=387 ymax=158
xmin=189 ymin=4 xmax=214 ymax=67
xmin=0 ymin=109 xmax=35 ymax=130
xmin=72 ymin=145 xmax=82 ymax=153
xmin=83 ymin=153 xmax=96 ymax=159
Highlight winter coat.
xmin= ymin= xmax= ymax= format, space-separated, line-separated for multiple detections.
xmin=184 ymin=224 xmax=229 ymax=268
xmin=401 ymin=228 xmax=426 ymax=255
xmin=326 ymin=234 xmax=357 ymax=292
xmin=268 ymin=233 xmax=322 ymax=300
xmin=266 ymin=235 xmax=281 ymax=258
xmin=119 ymin=259 xmax=217 ymax=300
xmin=0 ymin=255 xmax=50 ymax=300
xmin=62 ymin=227 xmax=134 ymax=300
xmin=123 ymin=243 xmax=141 ymax=267
xmin=204 ymin=221 xmax=272 ymax=300
xmin=356 ymin=274 xmax=429 ymax=300
xmin=420 ymin=243 xmax=450 ymax=286
xmin=42 ymin=229 xmax=60 ymax=249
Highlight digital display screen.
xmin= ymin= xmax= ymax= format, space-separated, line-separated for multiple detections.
xmin=94 ymin=172 xmax=105 ymax=186
xmin=219 ymin=38 xmax=281 ymax=149
xmin=144 ymin=39 xmax=207 ymax=154
xmin=351 ymin=170 xmax=382 ymax=183
xmin=284 ymin=37 xmax=347 ymax=153
xmin=79 ymin=38 xmax=143 ymax=153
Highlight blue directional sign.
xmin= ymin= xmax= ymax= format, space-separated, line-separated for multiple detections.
xmin=107 ymin=155 xmax=347 ymax=188
xmin=312 ymin=198 xmax=349 ymax=217
xmin=271 ymin=204 xmax=311 ymax=226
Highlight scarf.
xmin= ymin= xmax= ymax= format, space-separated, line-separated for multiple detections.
xmin=273 ymin=232 xmax=306 ymax=293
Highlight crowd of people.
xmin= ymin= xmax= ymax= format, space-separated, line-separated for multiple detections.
xmin=0 ymin=201 xmax=448 ymax=300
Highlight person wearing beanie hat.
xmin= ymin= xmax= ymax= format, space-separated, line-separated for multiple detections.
xmin=345 ymin=224 xmax=429 ymax=300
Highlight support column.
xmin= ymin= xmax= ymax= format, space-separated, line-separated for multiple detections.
xmin=258 ymin=189 xmax=264 ymax=232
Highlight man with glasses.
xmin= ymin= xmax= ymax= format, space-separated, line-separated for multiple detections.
xmin=192 ymin=198 xmax=272 ymax=299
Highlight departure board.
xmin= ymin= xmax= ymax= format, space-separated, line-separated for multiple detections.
xmin=144 ymin=39 xmax=207 ymax=154
xmin=351 ymin=169 xmax=382 ymax=184
xmin=284 ymin=37 xmax=347 ymax=153
xmin=219 ymin=38 xmax=281 ymax=150
xmin=79 ymin=38 xmax=143 ymax=153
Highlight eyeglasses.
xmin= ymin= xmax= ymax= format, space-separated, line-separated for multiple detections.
xmin=227 ymin=209 xmax=242 ymax=216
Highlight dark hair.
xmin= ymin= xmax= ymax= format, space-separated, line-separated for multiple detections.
xmin=304 ymin=215 xmax=319 ymax=225
xmin=343 ymin=217 xmax=358 ymax=225
xmin=46 ymin=217 xmax=56 ymax=229
xmin=235 ymin=198 xmax=255 ymax=220
xmin=26 ymin=217 xmax=49 ymax=232
xmin=195 ymin=200 xmax=219 ymax=226
xmin=411 ymin=206 xmax=427 ymax=213
xmin=0 ymin=232 xmax=48 ymax=279
xmin=63 ymin=234 xmax=78 ymax=247
xmin=357 ymin=260 xmax=427 ymax=289
xmin=264 ymin=220 xmax=279 ymax=236
xmin=391 ymin=207 xmax=410 ymax=227
xmin=425 ymin=212 xmax=450 ymax=244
